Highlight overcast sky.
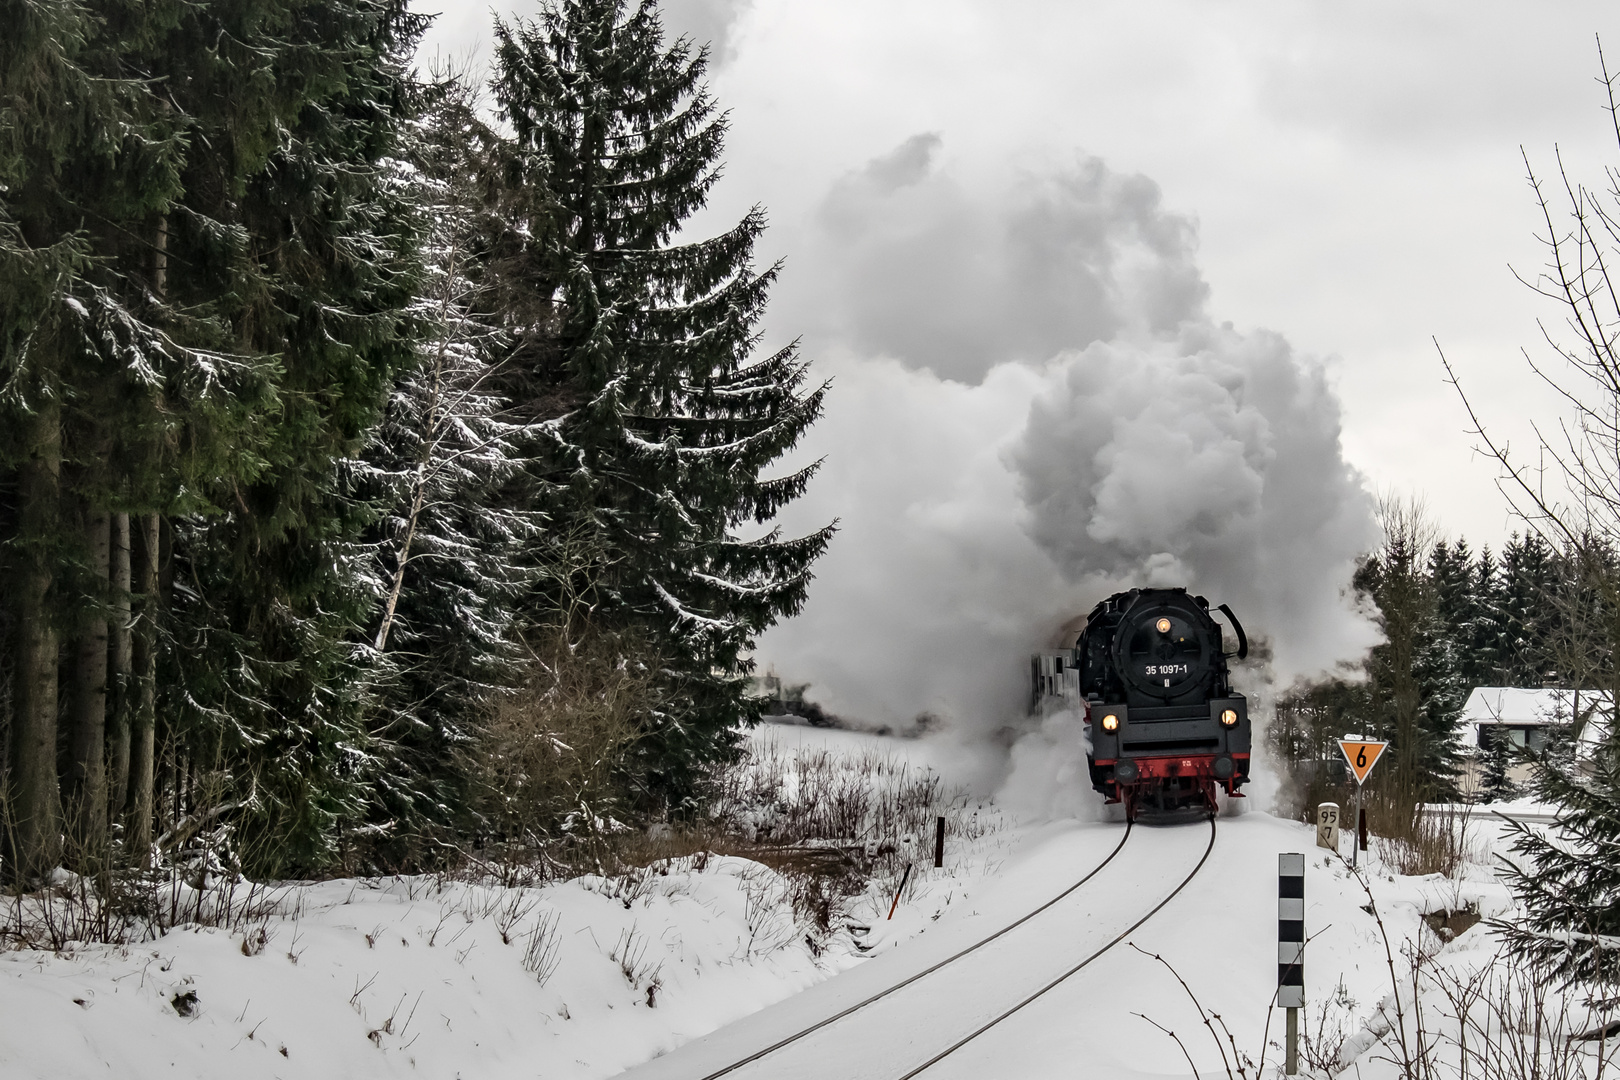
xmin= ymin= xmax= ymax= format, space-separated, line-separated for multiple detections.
xmin=413 ymin=1 xmax=1620 ymax=725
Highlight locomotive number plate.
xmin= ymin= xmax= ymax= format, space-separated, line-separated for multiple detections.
xmin=1144 ymin=664 xmax=1190 ymax=676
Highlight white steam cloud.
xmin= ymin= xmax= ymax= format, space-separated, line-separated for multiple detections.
xmin=1014 ymin=324 xmax=1380 ymax=680
xmin=797 ymin=135 xmax=1209 ymax=383
xmin=660 ymin=0 xmax=754 ymax=65
xmin=758 ymin=135 xmax=1379 ymax=803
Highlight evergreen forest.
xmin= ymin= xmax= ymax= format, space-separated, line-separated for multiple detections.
xmin=0 ymin=0 xmax=832 ymax=886
xmin=1270 ymin=523 xmax=1604 ymax=807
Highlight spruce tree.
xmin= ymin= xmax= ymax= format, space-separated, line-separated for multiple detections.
xmin=1357 ymin=527 xmax=1463 ymax=802
xmin=354 ymin=82 xmax=540 ymax=865
xmin=1470 ymin=545 xmax=1504 ymax=683
xmin=152 ymin=0 xmax=428 ymax=875
xmin=488 ymin=0 xmax=833 ymax=810
xmin=1493 ymin=741 xmax=1620 ymax=1001
xmin=1411 ymin=615 xmax=1468 ymax=801
xmin=0 ymin=0 xmax=222 ymax=880
xmin=1434 ymin=538 xmax=1492 ymax=688
xmin=1495 ymin=533 xmax=1559 ymax=685
xmin=1411 ymin=540 xmax=1471 ymax=800
xmin=1478 ymin=726 xmax=1519 ymax=803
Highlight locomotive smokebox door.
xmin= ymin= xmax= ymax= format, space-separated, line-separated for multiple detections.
xmin=1113 ymin=592 xmax=1218 ymax=706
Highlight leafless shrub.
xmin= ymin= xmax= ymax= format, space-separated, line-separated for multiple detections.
xmin=1374 ymin=802 xmax=1476 ymax=878
xmin=1129 ymin=942 xmax=1265 ymax=1079
xmin=608 ymin=923 xmax=661 ymax=990
xmin=1300 ymin=976 xmax=1361 ymax=1072
xmin=521 ymin=908 xmax=561 ymax=986
xmin=461 ymin=628 xmax=655 ymax=883
xmin=491 ymin=889 xmax=538 ymax=944
xmin=1 ymin=792 xmax=294 ymax=952
xmin=711 ymin=735 xmax=999 ymax=863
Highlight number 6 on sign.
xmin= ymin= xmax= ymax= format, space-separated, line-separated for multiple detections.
xmin=1338 ymin=739 xmax=1388 ymax=785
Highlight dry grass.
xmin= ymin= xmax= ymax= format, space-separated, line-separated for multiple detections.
xmin=510 ymin=731 xmax=1009 ymax=955
xmin=459 ymin=630 xmax=656 ymax=881
xmin=1370 ymin=801 xmax=1476 ymax=878
xmin=4 ymin=704 xmax=1001 ymax=963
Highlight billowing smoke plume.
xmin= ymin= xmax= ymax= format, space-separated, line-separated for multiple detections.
xmin=1013 ymin=324 xmax=1380 ymax=680
xmin=660 ymin=0 xmax=754 ymax=65
xmin=796 ymin=134 xmax=1209 ymax=383
xmin=757 ymin=135 xmax=1379 ymax=804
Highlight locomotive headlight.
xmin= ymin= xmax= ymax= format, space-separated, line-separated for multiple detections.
xmin=1220 ymin=709 xmax=1239 ymax=728
xmin=1155 ymin=617 xmax=1172 ymax=634
xmin=1101 ymin=713 xmax=1120 ymax=732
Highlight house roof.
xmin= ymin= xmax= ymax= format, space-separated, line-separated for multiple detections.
xmin=1461 ymin=686 xmax=1601 ymax=726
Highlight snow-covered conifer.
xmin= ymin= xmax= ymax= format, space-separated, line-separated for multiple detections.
xmin=486 ymin=0 xmax=833 ymax=808
xmin=354 ymin=81 xmax=542 ymax=861
xmin=145 ymin=0 xmax=431 ymax=874
xmin=1478 ymin=727 xmax=1519 ymax=803
xmin=1494 ymin=736 xmax=1620 ymax=1001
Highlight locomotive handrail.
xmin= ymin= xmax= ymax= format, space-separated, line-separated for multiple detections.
xmin=693 ymin=823 xmax=1136 ymax=1080
xmin=1218 ymin=603 xmax=1249 ymax=660
xmin=897 ymin=814 xmax=1218 ymax=1079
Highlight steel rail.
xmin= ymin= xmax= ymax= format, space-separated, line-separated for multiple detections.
xmin=695 ymin=821 xmax=1136 ymax=1080
xmin=896 ymin=813 xmax=1218 ymax=1079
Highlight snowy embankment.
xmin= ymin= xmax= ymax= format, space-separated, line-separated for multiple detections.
xmin=2 ymin=724 xmax=1605 ymax=1079
xmin=0 ymin=724 xmax=1015 ymax=1080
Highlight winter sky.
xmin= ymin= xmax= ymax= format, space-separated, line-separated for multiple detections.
xmin=414 ymin=0 xmax=1620 ymax=724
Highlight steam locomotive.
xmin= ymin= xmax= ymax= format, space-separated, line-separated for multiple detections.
xmin=1031 ymin=587 xmax=1251 ymax=818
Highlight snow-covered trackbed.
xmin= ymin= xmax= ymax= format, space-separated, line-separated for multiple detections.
xmin=622 ymin=816 xmax=1217 ymax=1080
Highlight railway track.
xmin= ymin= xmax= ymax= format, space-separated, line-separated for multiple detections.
xmin=626 ymin=816 xmax=1217 ymax=1080
xmin=895 ymin=814 xmax=1216 ymax=1079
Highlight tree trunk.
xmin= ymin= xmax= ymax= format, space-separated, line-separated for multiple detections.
xmin=67 ymin=507 xmax=110 ymax=865
xmin=127 ymin=218 xmax=167 ymax=864
xmin=128 ymin=513 xmax=159 ymax=864
xmin=107 ymin=512 xmax=132 ymax=827
xmin=8 ymin=400 xmax=62 ymax=884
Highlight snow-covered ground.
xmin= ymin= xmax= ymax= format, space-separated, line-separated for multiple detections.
xmin=623 ymin=808 xmax=1517 ymax=1079
xmin=0 ymin=725 xmax=1016 ymax=1080
xmin=0 ymin=724 xmax=1605 ymax=1079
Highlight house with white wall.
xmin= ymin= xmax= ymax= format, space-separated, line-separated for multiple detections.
xmin=1458 ymin=686 xmax=1610 ymax=794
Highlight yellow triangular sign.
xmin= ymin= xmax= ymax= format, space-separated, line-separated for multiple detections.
xmin=1339 ymin=739 xmax=1388 ymax=785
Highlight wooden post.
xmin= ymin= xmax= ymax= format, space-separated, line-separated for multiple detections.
xmin=933 ymin=815 xmax=944 ymax=868
xmin=1352 ymin=778 xmax=1361 ymax=869
xmin=1286 ymin=1005 xmax=1299 ymax=1075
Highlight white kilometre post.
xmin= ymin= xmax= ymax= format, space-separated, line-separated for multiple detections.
xmin=1316 ymin=803 xmax=1340 ymax=852
xmin=1278 ymin=853 xmax=1305 ymax=1075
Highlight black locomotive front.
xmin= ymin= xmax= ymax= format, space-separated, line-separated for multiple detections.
xmin=1078 ymin=588 xmax=1250 ymax=817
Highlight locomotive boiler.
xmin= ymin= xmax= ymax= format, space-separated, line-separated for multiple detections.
xmin=1033 ymin=587 xmax=1251 ymax=818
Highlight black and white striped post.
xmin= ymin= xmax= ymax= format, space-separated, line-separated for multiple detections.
xmin=1278 ymin=853 xmax=1305 ymax=1075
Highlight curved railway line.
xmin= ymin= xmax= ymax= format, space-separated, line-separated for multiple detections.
xmin=896 ymin=814 xmax=1217 ymax=1079
xmin=655 ymin=815 xmax=1218 ymax=1080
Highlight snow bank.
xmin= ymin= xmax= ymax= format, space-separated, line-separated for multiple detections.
xmin=3 ymin=723 xmax=1600 ymax=1080
xmin=0 ymin=845 xmax=1010 ymax=1080
xmin=0 ymin=726 xmax=1014 ymax=1080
